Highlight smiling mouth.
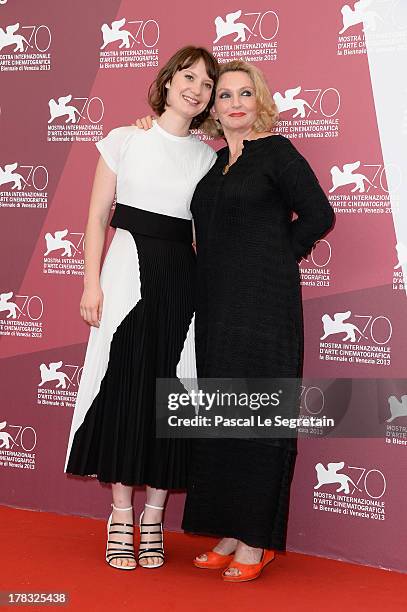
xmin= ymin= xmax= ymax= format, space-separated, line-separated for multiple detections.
xmin=182 ymin=94 xmax=200 ymax=106
xmin=229 ymin=112 xmax=246 ymax=117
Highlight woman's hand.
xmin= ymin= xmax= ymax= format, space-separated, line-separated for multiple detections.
xmin=135 ymin=115 xmax=154 ymax=130
xmin=80 ymin=284 xmax=104 ymax=327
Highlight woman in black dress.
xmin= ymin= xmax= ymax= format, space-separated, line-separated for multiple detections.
xmin=181 ymin=61 xmax=335 ymax=582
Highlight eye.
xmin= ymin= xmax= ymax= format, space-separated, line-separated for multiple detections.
xmin=241 ymin=90 xmax=253 ymax=96
xmin=205 ymin=83 xmax=213 ymax=90
xmin=219 ymin=92 xmax=231 ymax=98
xmin=184 ymin=73 xmax=193 ymax=80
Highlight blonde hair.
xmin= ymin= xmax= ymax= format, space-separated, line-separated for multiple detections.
xmin=202 ymin=60 xmax=279 ymax=137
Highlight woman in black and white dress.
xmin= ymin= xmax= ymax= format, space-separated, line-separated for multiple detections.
xmin=64 ymin=46 xmax=218 ymax=570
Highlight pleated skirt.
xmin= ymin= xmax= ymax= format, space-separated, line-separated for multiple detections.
xmin=182 ymin=441 xmax=297 ymax=551
xmin=65 ymin=204 xmax=195 ymax=488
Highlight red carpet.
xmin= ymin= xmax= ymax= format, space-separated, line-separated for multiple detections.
xmin=1 ymin=505 xmax=405 ymax=611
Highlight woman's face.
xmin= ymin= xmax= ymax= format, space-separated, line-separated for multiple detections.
xmin=213 ymin=70 xmax=258 ymax=134
xmin=165 ymin=58 xmax=214 ymax=120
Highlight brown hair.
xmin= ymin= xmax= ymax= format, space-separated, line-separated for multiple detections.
xmin=148 ymin=46 xmax=219 ymax=129
xmin=202 ymin=60 xmax=279 ymax=137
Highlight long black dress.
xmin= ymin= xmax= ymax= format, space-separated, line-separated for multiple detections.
xmin=182 ymin=135 xmax=335 ymax=550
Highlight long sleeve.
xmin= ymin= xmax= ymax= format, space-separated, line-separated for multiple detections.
xmin=275 ymin=140 xmax=335 ymax=261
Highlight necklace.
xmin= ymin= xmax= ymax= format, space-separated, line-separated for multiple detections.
xmin=221 ymin=136 xmax=252 ymax=175
xmin=222 ymin=150 xmax=241 ymax=176
xmin=222 ymin=133 xmax=271 ymax=174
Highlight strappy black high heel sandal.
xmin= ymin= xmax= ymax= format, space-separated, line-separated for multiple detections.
xmin=138 ymin=503 xmax=165 ymax=569
xmin=105 ymin=503 xmax=136 ymax=570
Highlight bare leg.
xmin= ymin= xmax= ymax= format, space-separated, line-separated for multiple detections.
xmin=138 ymin=486 xmax=167 ymax=567
xmin=195 ymin=537 xmax=238 ymax=562
xmin=223 ymin=541 xmax=263 ymax=577
xmin=108 ymin=483 xmax=136 ymax=568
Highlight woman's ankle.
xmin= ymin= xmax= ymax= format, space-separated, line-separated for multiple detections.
xmin=142 ymin=505 xmax=163 ymax=523
xmin=213 ymin=537 xmax=238 ymax=555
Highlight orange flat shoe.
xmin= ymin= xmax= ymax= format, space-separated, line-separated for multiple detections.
xmin=193 ymin=551 xmax=234 ymax=569
xmin=222 ymin=549 xmax=275 ymax=583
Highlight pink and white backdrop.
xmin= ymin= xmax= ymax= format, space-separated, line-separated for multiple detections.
xmin=1 ymin=0 xmax=406 ymax=573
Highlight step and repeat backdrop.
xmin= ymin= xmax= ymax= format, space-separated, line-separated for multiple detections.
xmin=1 ymin=0 xmax=406 ymax=572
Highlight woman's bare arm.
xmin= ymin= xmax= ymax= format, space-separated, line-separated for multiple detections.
xmin=80 ymin=157 xmax=116 ymax=327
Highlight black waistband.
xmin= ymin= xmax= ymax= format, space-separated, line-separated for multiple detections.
xmin=110 ymin=203 xmax=192 ymax=243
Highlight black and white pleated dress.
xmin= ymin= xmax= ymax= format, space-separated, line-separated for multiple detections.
xmin=64 ymin=122 xmax=216 ymax=488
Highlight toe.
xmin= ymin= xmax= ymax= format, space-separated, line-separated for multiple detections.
xmin=224 ymin=567 xmax=239 ymax=577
